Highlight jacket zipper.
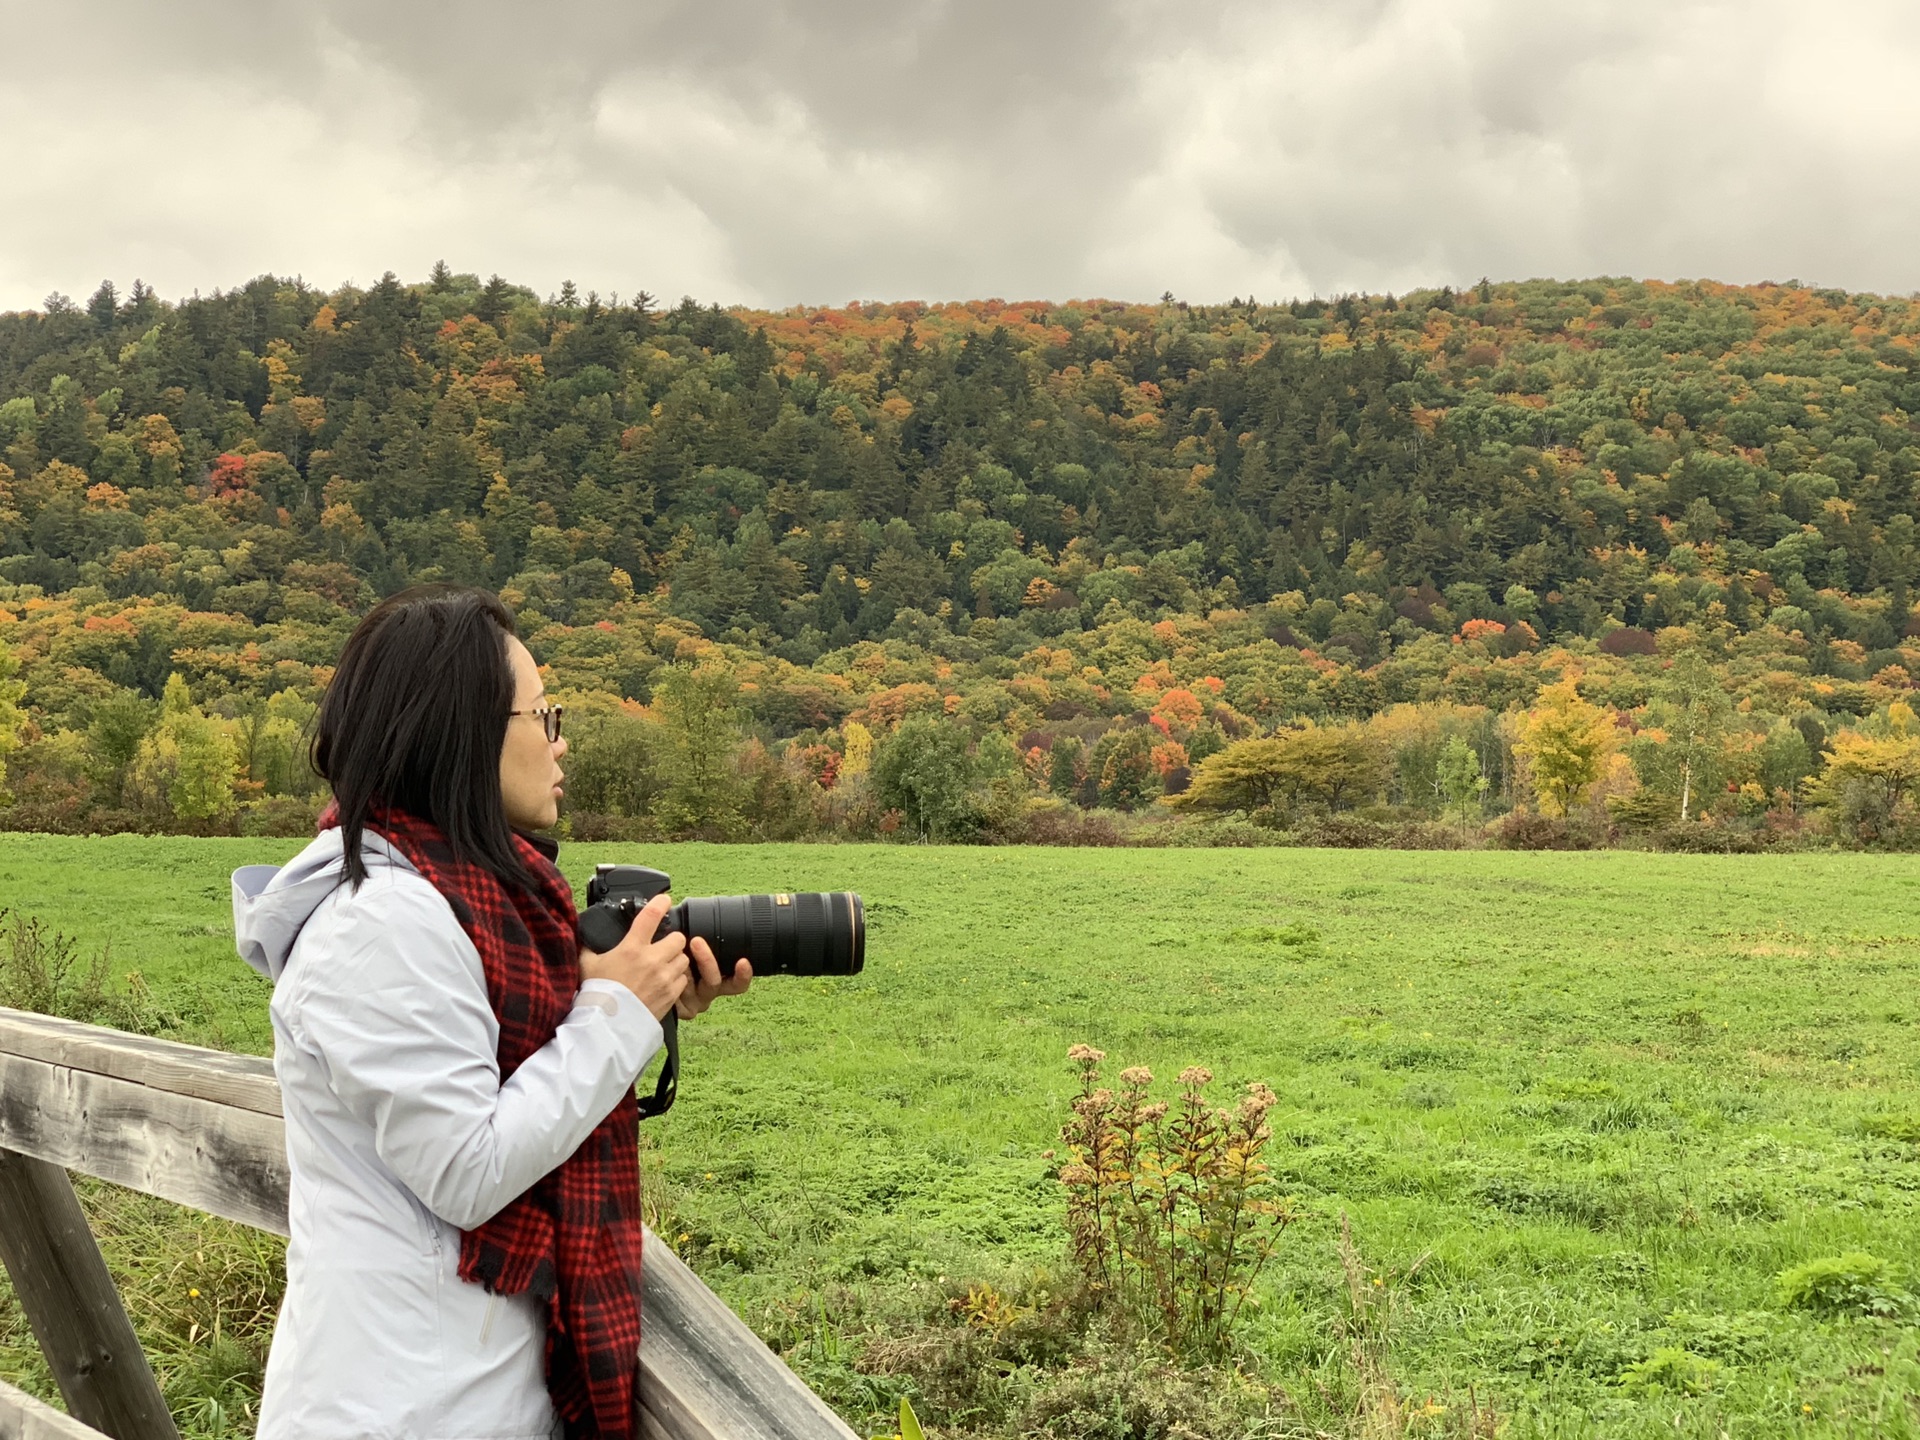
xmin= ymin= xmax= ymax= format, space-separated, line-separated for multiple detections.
xmin=431 ymin=1217 xmax=494 ymax=1345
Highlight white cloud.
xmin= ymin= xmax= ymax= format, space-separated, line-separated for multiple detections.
xmin=0 ymin=14 xmax=744 ymax=307
xmin=1 ymin=0 xmax=1916 ymax=309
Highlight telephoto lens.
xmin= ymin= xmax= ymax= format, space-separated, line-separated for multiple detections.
xmin=579 ymin=865 xmax=865 ymax=980
xmin=676 ymin=891 xmax=864 ymax=978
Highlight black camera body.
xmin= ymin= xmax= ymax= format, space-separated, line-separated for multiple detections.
xmin=579 ymin=865 xmax=865 ymax=981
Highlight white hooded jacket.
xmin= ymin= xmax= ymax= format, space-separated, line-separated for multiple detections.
xmin=232 ymin=830 xmax=663 ymax=1440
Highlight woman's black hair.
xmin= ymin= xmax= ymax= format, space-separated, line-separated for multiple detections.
xmin=312 ymin=584 xmax=535 ymax=890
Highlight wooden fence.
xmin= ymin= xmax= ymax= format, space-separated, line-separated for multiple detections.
xmin=0 ymin=1005 xmax=859 ymax=1440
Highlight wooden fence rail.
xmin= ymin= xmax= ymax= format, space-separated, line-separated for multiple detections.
xmin=0 ymin=1006 xmax=858 ymax=1440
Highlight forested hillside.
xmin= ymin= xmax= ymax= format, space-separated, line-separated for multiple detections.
xmin=1 ymin=269 xmax=1918 ymax=846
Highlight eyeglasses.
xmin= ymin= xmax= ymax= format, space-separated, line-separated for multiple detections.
xmin=509 ymin=705 xmax=564 ymax=743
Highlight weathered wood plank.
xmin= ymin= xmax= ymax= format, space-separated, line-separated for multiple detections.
xmin=0 ymin=1021 xmax=859 ymax=1439
xmin=0 ymin=1009 xmax=279 ymax=1118
xmin=0 ymin=1151 xmax=178 ymax=1440
xmin=0 ymin=1379 xmax=111 ymax=1440
xmin=0 ymin=1055 xmax=290 ymax=1236
xmin=637 ymin=1234 xmax=860 ymax=1440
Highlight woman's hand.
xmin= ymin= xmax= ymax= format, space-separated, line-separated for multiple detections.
xmin=676 ymin=939 xmax=753 ymax=1019
xmin=578 ymin=892 xmax=691 ymax=1021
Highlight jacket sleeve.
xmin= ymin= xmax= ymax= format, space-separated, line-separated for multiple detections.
xmin=292 ymin=869 xmax=664 ymax=1230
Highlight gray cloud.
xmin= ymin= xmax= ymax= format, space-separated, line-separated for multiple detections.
xmin=2 ymin=0 xmax=1917 ymax=309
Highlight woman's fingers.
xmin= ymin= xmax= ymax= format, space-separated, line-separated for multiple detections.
xmin=612 ymin=892 xmax=675 ymax=959
xmin=629 ymin=893 xmax=689 ymax=1019
xmin=687 ymin=936 xmax=722 ymax=990
xmin=687 ymin=939 xmax=751 ymax=994
xmin=676 ymin=939 xmax=720 ymax=1019
xmin=579 ymin=893 xmax=697 ymax=1020
xmin=654 ymin=961 xmax=690 ymax=1016
xmin=675 ymin=940 xmax=752 ymax=1019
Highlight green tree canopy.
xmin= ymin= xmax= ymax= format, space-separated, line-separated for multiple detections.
xmin=1638 ymin=652 xmax=1733 ymax=821
xmin=872 ymin=715 xmax=979 ymax=841
xmin=649 ymin=662 xmax=744 ymax=838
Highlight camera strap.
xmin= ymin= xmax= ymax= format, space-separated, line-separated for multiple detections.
xmin=637 ymin=1011 xmax=678 ymax=1120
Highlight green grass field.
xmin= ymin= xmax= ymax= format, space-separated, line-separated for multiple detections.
xmin=2 ymin=837 xmax=1918 ymax=1437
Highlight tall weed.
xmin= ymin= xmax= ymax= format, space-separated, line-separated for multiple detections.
xmin=1335 ymin=1214 xmax=1498 ymax=1439
xmin=0 ymin=906 xmax=165 ymax=1033
xmin=1057 ymin=1045 xmax=1295 ymax=1361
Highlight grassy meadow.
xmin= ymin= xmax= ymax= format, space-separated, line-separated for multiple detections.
xmin=1 ymin=836 xmax=1918 ymax=1437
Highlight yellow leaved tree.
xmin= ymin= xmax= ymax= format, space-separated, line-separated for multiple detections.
xmin=1172 ymin=725 xmax=1383 ymax=817
xmin=1513 ymin=679 xmax=1616 ymax=817
xmin=124 ymin=673 xmax=240 ymax=826
xmin=840 ymin=719 xmax=874 ymax=780
xmin=1814 ymin=702 xmax=1920 ymax=834
xmin=0 ymin=625 xmax=25 ymax=803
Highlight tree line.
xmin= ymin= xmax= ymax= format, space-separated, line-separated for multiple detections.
xmin=0 ymin=268 xmax=1917 ymax=848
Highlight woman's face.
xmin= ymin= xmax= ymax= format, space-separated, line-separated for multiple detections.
xmin=499 ymin=634 xmax=568 ymax=831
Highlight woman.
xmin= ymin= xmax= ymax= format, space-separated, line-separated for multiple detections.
xmin=232 ymin=584 xmax=749 ymax=1439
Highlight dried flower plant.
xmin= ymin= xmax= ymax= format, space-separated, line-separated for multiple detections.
xmin=1057 ymin=1044 xmax=1295 ymax=1360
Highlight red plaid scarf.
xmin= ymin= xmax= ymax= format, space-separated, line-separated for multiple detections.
xmin=320 ymin=803 xmax=643 ymax=1439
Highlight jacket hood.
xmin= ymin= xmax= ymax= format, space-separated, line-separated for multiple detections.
xmin=232 ymin=830 xmax=417 ymax=982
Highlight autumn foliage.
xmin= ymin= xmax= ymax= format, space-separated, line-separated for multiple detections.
xmin=0 ymin=270 xmax=1918 ymax=845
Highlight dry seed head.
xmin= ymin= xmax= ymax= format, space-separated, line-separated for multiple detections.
xmin=1120 ymin=1065 xmax=1154 ymax=1086
xmin=1179 ymin=1066 xmax=1214 ymax=1087
xmin=1068 ymin=1044 xmax=1106 ymax=1063
xmin=1071 ymin=1088 xmax=1115 ymax=1115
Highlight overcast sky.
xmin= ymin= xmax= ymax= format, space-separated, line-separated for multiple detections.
xmin=3 ymin=0 xmax=1919 ymax=312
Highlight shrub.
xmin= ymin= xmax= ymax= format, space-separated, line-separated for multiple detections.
xmin=1290 ymin=814 xmax=1393 ymax=849
xmin=1490 ymin=812 xmax=1602 ymax=850
xmin=0 ymin=907 xmax=164 ymax=1033
xmin=1017 ymin=800 xmax=1129 ymax=847
xmin=1159 ymin=817 xmax=1280 ymax=848
xmin=1862 ymin=1113 xmax=1920 ymax=1144
xmin=561 ymin=811 xmax=658 ymax=843
xmin=737 ymin=739 xmax=827 ymax=841
xmin=1616 ymin=1346 xmax=1721 ymax=1395
xmin=238 ymin=794 xmax=324 ymax=838
xmin=849 ymin=1267 xmax=1285 ymax=1439
xmin=1056 ymin=1046 xmax=1295 ymax=1361
xmin=1775 ymin=1253 xmax=1913 ymax=1319
xmin=1017 ymin=1347 xmax=1271 ymax=1440
xmin=1374 ymin=818 xmax=1472 ymax=850
xmin=0 ymin=729 xmax=94 ymax=833
xmin=1607 ymin=788 xmax=1678 ymax=829
xmin=1652 ymin=822 xmax=1768 ymax=854
xmin=854 ymin=1274 xmax=1099 ymax=1428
